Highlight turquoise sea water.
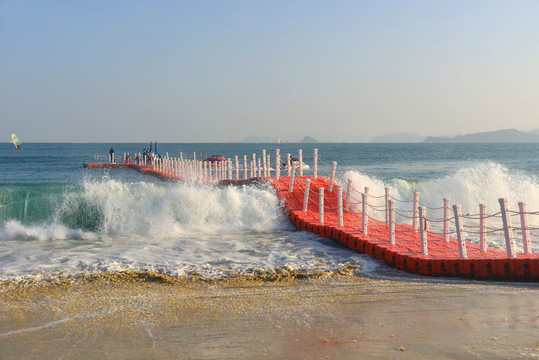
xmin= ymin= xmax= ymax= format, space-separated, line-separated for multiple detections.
xmin=1 ymin=142 xmax=538 ymax=281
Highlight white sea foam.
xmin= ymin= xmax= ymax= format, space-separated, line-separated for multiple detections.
xmin=0 ymin=220 xmax=96 ymax=242
xmin=340 ymin=162 xmax=539 ymax=252
xmin=0 ymin=180 xmax=371 ymax=279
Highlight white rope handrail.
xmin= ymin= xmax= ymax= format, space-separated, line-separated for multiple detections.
xmin=367 ymin=203 xmax=386 ymax=210
xmin=461 ymin=212 xmax=502 ymax=220
xmin=394 ymin=209 xmax=415 ymax=219
xmin=464 ymin=228 xmax=505 ymax=235
xmin=420 ymin=204 xmax=445 ymax=211
xmin=424 ymin=216 xmax=453 ymax=223
xmin=389 ymin=195 xmax=414 ymax=203
xmin=367 ymin=205 xmax=386 ymax=213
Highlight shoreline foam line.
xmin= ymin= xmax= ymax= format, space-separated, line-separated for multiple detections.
xmin=84 ymin=159 xmax=539 ymax=281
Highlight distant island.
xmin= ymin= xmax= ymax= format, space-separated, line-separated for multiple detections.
xmin=370 ymin=129 xmax=539 ymax=143
xmin=301 ymin=136 xmax=319 ymax=143
xmin=424 ymin=129 xmax=539 ymax=143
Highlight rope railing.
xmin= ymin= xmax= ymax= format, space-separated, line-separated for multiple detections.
xmin=366 ymin=203 xmax=387 ymax=212
xmin=394 ymin=209 xmax=416 ymax=219
xmin=311 ymin=173 xmax=537 ymax=256
xmin=419 ymin=203 xmax=445 ymax=210
xmin=389 ymin=196 xmax=415 ymax=203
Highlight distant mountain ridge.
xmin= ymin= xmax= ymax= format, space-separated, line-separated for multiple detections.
xmin=370 ymin=129 xmax=539 ymax=143
xmin=424 ymin=129 xmax=539 ymax=143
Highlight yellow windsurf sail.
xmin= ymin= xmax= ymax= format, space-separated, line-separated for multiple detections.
xmin=11 ymin=133 xmax=22 ymax=149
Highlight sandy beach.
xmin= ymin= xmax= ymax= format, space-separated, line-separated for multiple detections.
xmin=0 ymin=273 xmax=537 ymax=359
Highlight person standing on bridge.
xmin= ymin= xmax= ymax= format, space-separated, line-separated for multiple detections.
xmin=109 ymin=146 xmax=115 ymax=163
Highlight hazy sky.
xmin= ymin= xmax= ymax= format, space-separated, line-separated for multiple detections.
xmin=1 ymin=1 xmax=538 ymax=142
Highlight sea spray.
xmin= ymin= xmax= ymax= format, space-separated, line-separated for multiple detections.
xmin=340 ymin=162 xmax=539 ymax=252
xmin=341 ymin=162 xmax=539 ymax=219
xmin=0 ymin=179 xmax=370 ymax=280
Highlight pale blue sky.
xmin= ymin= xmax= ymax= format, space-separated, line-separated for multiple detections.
xmin=1 ymin=1 xmax=538 ymax=142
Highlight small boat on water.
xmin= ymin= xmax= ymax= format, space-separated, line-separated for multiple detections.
xmin=204 ymin=155 xmax=227 ymax=165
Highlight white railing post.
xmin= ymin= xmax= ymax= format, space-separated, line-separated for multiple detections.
xmin=275 ymin=149 xmax=280 ymax=179
xmin=518 ymin=202 xmax=531 ymax=254
xmin=243 ymin=155 xmax=248 ymax=179
xmin=389 ymin=200 xmax=395 ymax=245
xmin=228 ymin=158 xmax=232 ymax=180
xmin=267 ymin=155 xmax=271 ymax=177
xmin=319 ymin=187 xmax=324 ymax=224
xmin=313 ymin=148 xmax=318 ymax=178
xmin=384 ymin=187 xmax=390 ymax=224
xmin=286 ymin=154 xmax=291 ymax=177
xmin=262 ymin=149 xmax=267 ymax=177
xmin=235 ymin=156 xmax=239 ymax=180
xmin=419 ymin=206 xmax=428 ymax=255
xmin=303 ymin=179 xmax=311 ymax=212
xmin=499 ymin=198 xmax=516 ymax=258
xmin=252 ymin=154 xmax=256 ymax=178
xmin=288 ymin=164 xmax=296 ymax=192
xmin=337 ymin=187 xmax=343 ymax=226
xmin=328 ymin=162 xmax=337 ymax=192
xmin=443 ymin=198 xmax=450 ymax=242
xmin=479 ymin=204 xmax=487 ymax=251
xmin=345 ymin=178 xmax=352 ymax=211
xmin=412 ymin=192 xmax=420 ymax=232
xmin=453 ymin=204 xmax=468 ymax=258
xmin=257 ymin=158 xmax=261 ymax=177
xmin=298 ymin=149 xmax=303 ymax=177
xmin=362 ymin=188 xmax=369 ymax=235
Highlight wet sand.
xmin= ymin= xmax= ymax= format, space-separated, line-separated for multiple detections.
xmin=0 ymin=273 xmax=538 ymax=359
